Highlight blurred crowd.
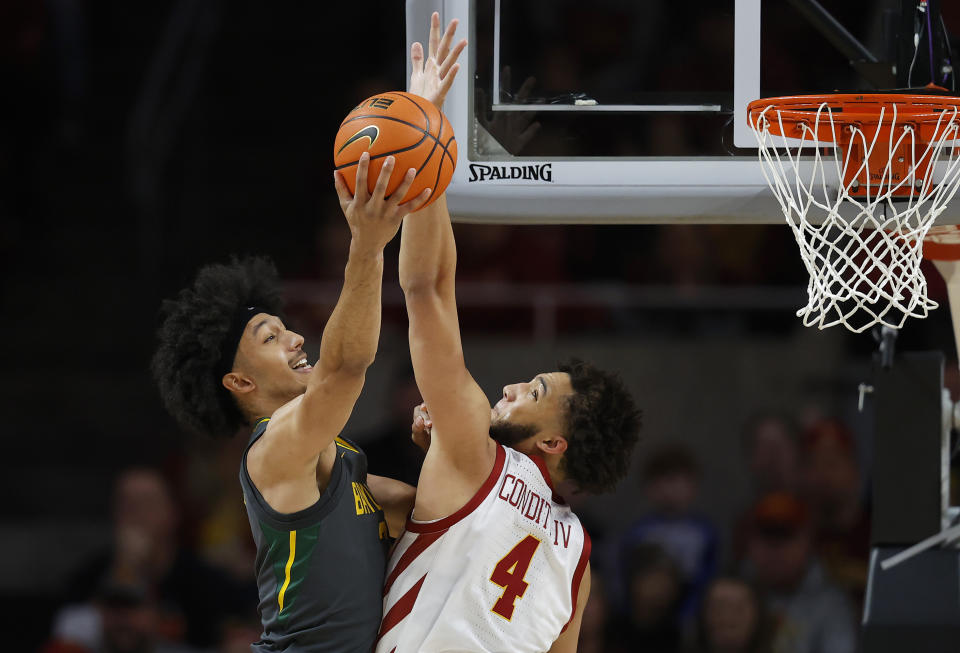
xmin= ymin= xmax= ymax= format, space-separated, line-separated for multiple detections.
xmin=579 ymin=414 xmax=870 ymax=653
xmin=39 ymin=395 xmax=873 ymax=653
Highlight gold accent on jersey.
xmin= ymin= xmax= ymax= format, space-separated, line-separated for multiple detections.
xmin=278 ymin=530 xmax=296 ymax=613
xmin=352 ymin=482 xmax=382 ymax=516
xmin=335 ymin=437 xmax=360 ymax=454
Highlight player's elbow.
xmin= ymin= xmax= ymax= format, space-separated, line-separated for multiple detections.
xmin=401 ymin=270 xmax=455 ymax=302
xmin=399 ymin=272 xmax=441 ymax=297
xmin=340 ymin=351 xmax=376 ymax=376
xmin=401 ymin=278 xmax=444 ymax=305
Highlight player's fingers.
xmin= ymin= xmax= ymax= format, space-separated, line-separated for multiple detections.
xmin=437 ymin=63 xmax=460 ymax=101
xmin=411 ymin=41 xmax=424 ymax=72
xmin=437 ymin=18 xmax=459 ymax=62
xmin=388 ymin=167 xmax=417 ymax=208
xmin=399 ymin=187 xmax=433 ymax=213
xmin=439 ymin=39 xmax=467 ymax=79
xmin=428 ymin=12 xmax=441 ymax=59
xmin=333 ymin=170 xmax=353 ymax=208
xmin=372 ymin=155 xmax=395 ymax=201
xmin=354 ymin=152 xmax=371 ymax=202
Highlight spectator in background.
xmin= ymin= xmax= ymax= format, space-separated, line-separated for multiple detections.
xmin=57 ymin=467 xmax=251 ymax=649
xmin=693 ymin=576 xmax=773 ymax=653
xmin=620 ymin=444 xmax=719 ymax=622
xmin=733 ymin=413 xmax=802 ymax=561
xmin=742 ymin=492 xmax=857 ymax=653
xmin=43 ymin=578 xmax=200 ymax=653
xmin=743 ymin=413 xmax=801 ymax=497
xmin=608 ymin=543 xmax=685 ymax=653
xmin=801 ymin=418 xmax=871 ymax=607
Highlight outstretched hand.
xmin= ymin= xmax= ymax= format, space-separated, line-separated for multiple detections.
xmin=334 ymin=152 xmax=432 ymax=253
xmin=409 ymin=12 xmax=467 ymax=109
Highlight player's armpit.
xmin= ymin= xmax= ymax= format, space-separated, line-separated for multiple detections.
xmin=366 ymin=474 xmax=416 ymax=538
xmin=547 ymin=564 xmax=591 ymax=653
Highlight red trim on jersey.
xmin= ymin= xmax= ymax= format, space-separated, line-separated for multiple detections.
xmin=377 ymin=573 xmax=426 ymax=642
xmin=561 ymin=527 xmax=592 ymax=634
xmin=383 ymin=530 xmax=444 ymax=596
xmin=528 ymin=453 xmax=554 ymax=490
xmin=526 ymin=452 xmax=567 ymax=503
xmin=405 ymin=444 xmax=506 ymax=534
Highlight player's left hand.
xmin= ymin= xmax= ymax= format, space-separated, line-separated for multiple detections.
xmin=409 ymin=12 xmax=467 ymax=109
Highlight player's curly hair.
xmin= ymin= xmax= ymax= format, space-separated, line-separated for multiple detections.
xmin=558 ymin=358 xmax=642 ymax=493
xmin=151 ymin=256 xmax=284 ymax=438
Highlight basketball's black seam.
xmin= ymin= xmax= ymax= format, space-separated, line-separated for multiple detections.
xmin=337 ymin=92 xmax=435 ymax=167
xmin=416 ymin=104 xmax=445 ymax=189
xmin=336 ymin=116 xmax=439 ymax=170
xmin=392 ymin=92 xmax=432 ymax=137
xmin=434 ymin=135 xmax=457 ymax=192
xmin=334 ymin=125 xmax=429 ymax=172
xmin=335 ymin=117 xmax=453 ymax=172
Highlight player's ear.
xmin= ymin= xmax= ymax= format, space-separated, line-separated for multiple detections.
xmin=223 ymin=372 xmax=255 ymax=395
xmin=536 ymin=436 xmax=567 ymax=456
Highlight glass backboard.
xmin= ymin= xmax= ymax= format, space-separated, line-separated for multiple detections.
xmin=406 ymin=0 xmax=960 ymax=224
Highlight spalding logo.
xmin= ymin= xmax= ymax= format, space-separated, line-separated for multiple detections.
xmin=468 ymin=163 xmax=553 ymax=183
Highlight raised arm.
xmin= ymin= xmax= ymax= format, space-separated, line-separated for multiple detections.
xmin=400 ymin=15 xmax=495 ymax=496
xmin=253 ymin=156 xmax=430 ymax=490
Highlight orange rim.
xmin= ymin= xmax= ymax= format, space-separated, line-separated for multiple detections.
xmin=747 ymin=93 xmax=960 ymax=141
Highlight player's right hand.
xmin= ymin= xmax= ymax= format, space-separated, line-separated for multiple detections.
xmin=334 ymin=152 xmax=432 ymax=253
xmin=411 ymin=402 xmax=432 ymax=452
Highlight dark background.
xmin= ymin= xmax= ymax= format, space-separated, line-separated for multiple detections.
xmin=3 ymin=1 xmax=960 ymax=652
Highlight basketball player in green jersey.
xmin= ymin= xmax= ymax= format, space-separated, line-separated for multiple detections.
xmin=150 ymin=130 xmax=466 ymax=653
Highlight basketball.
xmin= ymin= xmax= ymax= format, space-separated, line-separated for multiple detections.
xmin=333 ymin=91 xmax=457 ymax=208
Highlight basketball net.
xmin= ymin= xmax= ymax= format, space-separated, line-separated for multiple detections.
xmin=750 ymin=100 xmax=960 ymax=333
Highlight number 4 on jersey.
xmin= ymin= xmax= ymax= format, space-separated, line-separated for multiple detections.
xmin=490 ymin=535 xmax=542 ymax=620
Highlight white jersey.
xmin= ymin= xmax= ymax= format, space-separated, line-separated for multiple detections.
xmin=375 ymin=445 xmax=591 ymax=653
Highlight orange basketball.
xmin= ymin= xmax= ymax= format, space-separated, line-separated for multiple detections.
xmin=333 ymin=91 xmax=457 ymax=208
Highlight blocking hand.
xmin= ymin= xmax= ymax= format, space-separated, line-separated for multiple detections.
xmin=409 ymin=12 xmax=467 ymax=109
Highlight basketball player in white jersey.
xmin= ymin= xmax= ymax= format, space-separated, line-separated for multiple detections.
xmin=374 ymin=14 xmax=642 ymax=653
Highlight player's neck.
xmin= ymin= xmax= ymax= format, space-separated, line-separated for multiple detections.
xmin=240 ymin=392 xmax=289 ymax=427
xmin=543 ymin=454 xmax=566 ymax=485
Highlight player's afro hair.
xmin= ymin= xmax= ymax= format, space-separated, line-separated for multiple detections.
xmin=558 ymin=358 xmax=642 ymax=493
xmin=151 ymin=256 xmax=283 ymax=438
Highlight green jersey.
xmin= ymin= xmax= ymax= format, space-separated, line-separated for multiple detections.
xmin=240 ymin=418 xmax=390 ymax=652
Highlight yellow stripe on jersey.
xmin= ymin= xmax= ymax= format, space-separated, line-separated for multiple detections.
xmin=278 ymin=530 xmax=296 ymax=613
xmin=335 ymin=436 xmax=359 ymax=453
